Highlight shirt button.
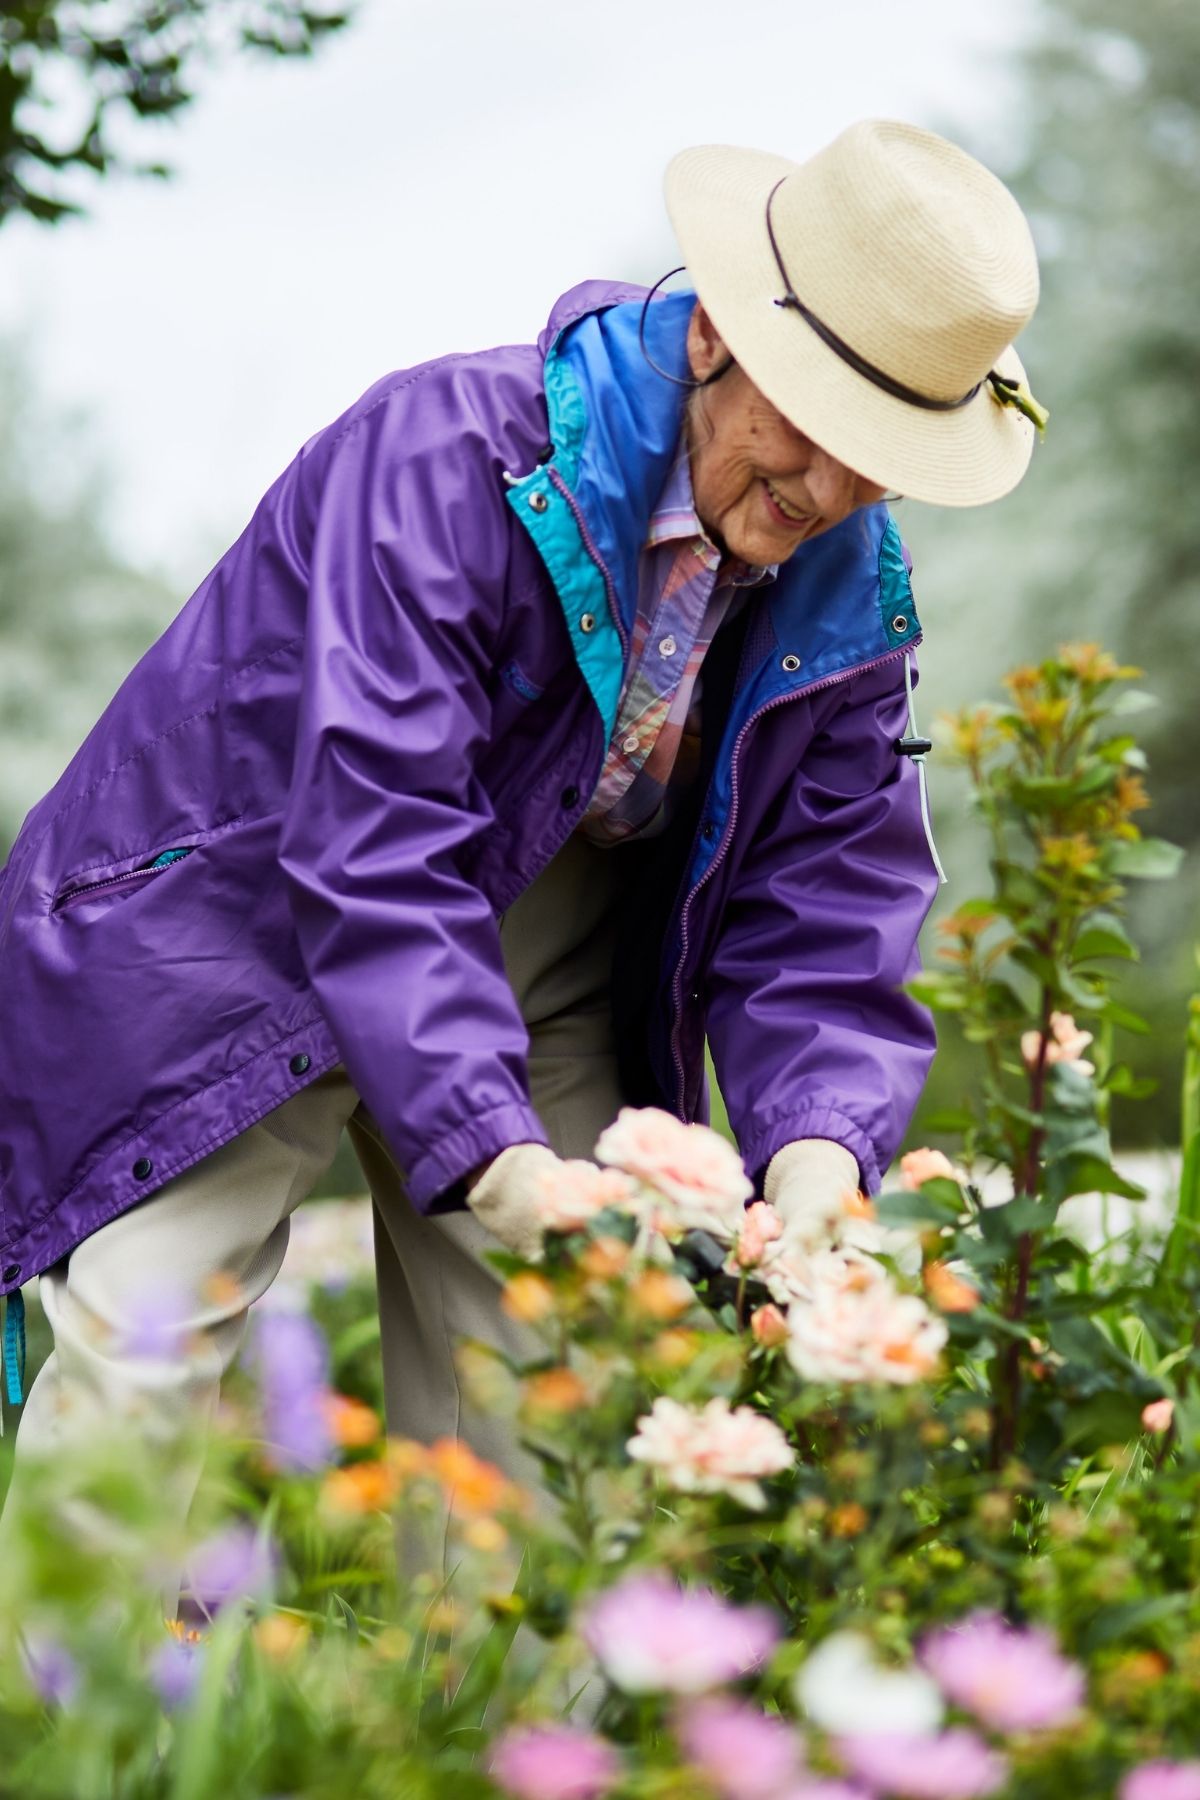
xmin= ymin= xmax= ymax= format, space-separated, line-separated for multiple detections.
xmin=622 ymin=734 xmax=639 ymax=755
xmin=132 ymin=1157 xmax=153 ymax=1181
xmin=658 ymin=635 xmax=677 ymax=658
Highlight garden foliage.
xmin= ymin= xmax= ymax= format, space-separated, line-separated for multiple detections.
xmin=1 ymin=646 xmax=1198 ymax=1799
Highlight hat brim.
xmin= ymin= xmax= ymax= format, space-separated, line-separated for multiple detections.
xmin=665 ymin=145 xmax=1034 ymax=508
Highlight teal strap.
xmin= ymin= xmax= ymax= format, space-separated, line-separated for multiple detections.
xmin=4 ymin=1291 xmax=26 ymax=1406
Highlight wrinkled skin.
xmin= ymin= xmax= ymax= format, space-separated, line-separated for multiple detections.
xmin=685 ymin=304 xmax=887 ymax=567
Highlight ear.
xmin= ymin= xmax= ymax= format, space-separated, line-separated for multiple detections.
xmin=685 ymin=302 xmax=730 ymax=383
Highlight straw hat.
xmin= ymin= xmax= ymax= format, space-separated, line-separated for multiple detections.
xmin=664 ymin=121 xmax=1042 ymax=507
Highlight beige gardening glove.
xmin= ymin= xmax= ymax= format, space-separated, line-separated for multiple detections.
xmin=465 ymin=1142 xmax=564 ymax=1262
xmin=764 ymin=1138 xmax=865 ymax=1252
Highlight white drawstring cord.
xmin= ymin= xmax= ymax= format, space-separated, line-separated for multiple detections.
xmin=904 ymin=652 xmax=948 ymax=886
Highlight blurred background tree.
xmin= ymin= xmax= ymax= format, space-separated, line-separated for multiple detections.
xmin=0 ymin=0 xmax=350 ymax=225
xmin=905 ymin=0 xmax=1199 ymax=1149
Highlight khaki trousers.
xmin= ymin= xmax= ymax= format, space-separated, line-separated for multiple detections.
xmin=8 ymin=834 xmax=627 ymax=1527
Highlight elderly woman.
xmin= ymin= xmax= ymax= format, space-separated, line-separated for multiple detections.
xmin=0 ymin=121 xmax=1040 ymax=1497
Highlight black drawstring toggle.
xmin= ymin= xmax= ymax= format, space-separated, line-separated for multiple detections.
xmin=894 ymin=736 xmax=933 ymax=758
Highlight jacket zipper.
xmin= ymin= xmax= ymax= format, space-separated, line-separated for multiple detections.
xmin=668 ymin=639 xmax=921 ymax=1113
xmin=547 ymin=468 xmax=630 ymax=659
xmin=54 ymin=848 xmax=194 ymax=912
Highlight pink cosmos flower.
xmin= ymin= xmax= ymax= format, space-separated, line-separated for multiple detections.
xmin=920 ymin=1613 xmax=1085 ymax=1732
xmin=490 ymin=1725 xmax=622 ymax=1800
xmin=1120 ymin=1763 xmax=1200 ymax=1800
xmin=777 ymin=1785 xmax=871 ymax=1800
xmin=594 ymin=1107 xmax=753 ymax=1239
xmin=751 ymin=1304 xmax=790 ymax=1349
xmin=899 ymin=1148 xmax=961 ymax=1191
xmin=838 ymin=1730 xmax=1008 ymax=1799
xmin=677 ymin=1696 xmax=805 ymax=1800
xmin=732 ymin=1202 xmax=785 ymax=1270
xmin=1142 ymin=1398 xmax=1175 ymax=1434
xmin=785 ymin=1271 xmax=947 ymax=1386
xmin=583 ymin=1573 xmax=779 ymax=1694
xmin=1020 ymin=1011 xmax=1095 ymax=1078
xmin=627 ymin=1395 xmax=794 ymax=1508
xmin=532 ymin=1160 xmax=638 ymax=1234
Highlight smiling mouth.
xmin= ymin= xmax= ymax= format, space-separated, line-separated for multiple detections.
xmin=763 ymin=479 xmax=811 ymax=526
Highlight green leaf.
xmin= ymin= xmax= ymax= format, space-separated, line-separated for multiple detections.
xmin=1060 ymin=1390 xmax=1149 ymax=1454
xmin=1045 ymin=1151 xmax=1146 ymax=1205
xmin=979 ymin=1194 xmax=1051 ymax=1241
xmin=918 ymin=1109 xmax=976 ymax=1134
xmin=1082 ymin=1593 xmax=1190 ymax=1652
xmin=1073 ymin=915 xmax=1138 ymax=962
xmin=1109 ymin=688 xmax=1160 ymax=717
xmin=1108 ymin=837 xmax=1184 ymax=880
xmin=876 ymin=1184 xmax=963 ymax=1226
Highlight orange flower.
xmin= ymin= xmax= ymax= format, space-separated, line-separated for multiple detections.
xmin=501 ymin=1272 xmax=557 ymax=1324
xmin=628 ymin=1268 xmax=694 ymax=1321
xmin=426 ymin=1438 xmax=515 ymax=1518
xmin=254 ymin=1614 xmax=309 ymax=1661
xmin=828 ymin=1501 xmax=869 ymax=1538
xmin=923 ymin=1261 xmax=980 ymax=1314
xmin=649 ymin=1328 xmax=701 ymax=1369
xmin=386 ymin=1437 xmax=431 ymax=1481
xmin=580 ymin=1236 xmax=632 ymax=1281
xmin=164 ymin=1618 xmax=205 ymax=1645
xmin=321 ymin=1459 xmax=399 ymax=1515
xmin=522 ymin=1367 xmax=588 ymax=1414
xmin=323 ymin=1392 xmax=380 ymax=1449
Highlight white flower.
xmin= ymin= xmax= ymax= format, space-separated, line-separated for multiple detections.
xmin=795 ymin=1631 xmax=945 ymax=1736
xmin=785 ymin=1269 xmax=948 ymax=1386
xmin=531 ymin=1160 xmax=638 ymax=1233
xmin=626 ymin=1395 xmax=794 ymax=1509
xmin=760 ymin=1243 xmax=887 ymax=1308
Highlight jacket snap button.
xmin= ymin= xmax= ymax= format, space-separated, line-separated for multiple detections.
xmin=528 ymin=492 xmax=549 ymax=514
xmin=781 ymin=653 xmax=801 ymax=673
xmin=579 ymin=613 xmax=596 ymax=634
xmin=560 ymin=785 xmax=580 ymax=809
xmin=289 ymin=1052 xmax=311 ymax=1076
xmin=892 ymin=614 xmax=909 ymax=634
xmin=132 ymin=1157 xmax=153 ymax=1181
xmin=2 ymin=1264 xmax=20 ymax=1283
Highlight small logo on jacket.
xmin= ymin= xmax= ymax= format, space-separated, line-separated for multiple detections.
xmin=500 ymin=660 xmax=544 ymax=703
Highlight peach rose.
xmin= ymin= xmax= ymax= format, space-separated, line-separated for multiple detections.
xmin=899 ymin=1147 xmax=961 ymax=1190
xmin=731 ymin=1201 xmax=785 ymax=1270
xmin=1141 ymin=1398 xmax=1174 ymax=1434
xmin=750 ymin=1304 xmax=790 ymax=1350
xmin=1021 ymin=1011 xmax=1095 ymax=1078
xmin=532 ymin=1159 xmax=638 ymax=1233
xmin=626 ymin=1395 xmax=794 ymax=1509
xmin=785 ymin=1271 xmax=948 ymax=1387
xmin=595 ymin=1107 xmax=753 ymax=1240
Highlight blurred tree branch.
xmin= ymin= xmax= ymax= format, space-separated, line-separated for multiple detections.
xmin=0 ymin=0 xmax=352 ymax=227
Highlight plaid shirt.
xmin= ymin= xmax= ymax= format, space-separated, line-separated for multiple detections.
xmin=579 ymin=448 xmax=775 ymax=845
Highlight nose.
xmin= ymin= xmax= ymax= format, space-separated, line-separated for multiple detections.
xmin=804 ymin=445 xmax=862 ymax=523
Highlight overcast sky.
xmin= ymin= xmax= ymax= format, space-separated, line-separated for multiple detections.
xmin=1 ymin=0 xmax=1033 ymax=583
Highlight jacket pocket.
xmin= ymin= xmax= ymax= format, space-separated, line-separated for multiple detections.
xmin=52 ymin=846 xmax=196 ymax=915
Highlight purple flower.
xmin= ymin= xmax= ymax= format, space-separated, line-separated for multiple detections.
xmin=838 ymin=1731 xmax=1008 ymax=1800
xmin=1121 ymin=1765 xmax=1200 ymax=1800
xmin=920 ymin=1612 xmax=1085 ymax=1733
xmin=777 ymin=1786 xmax=871 ymax=1800
xmin=118 ymin=1280 xmax=194 ymax=1359
xmin=185 ymin=1523 xmax=275 ymax=1615
xmin=583 ymin=1572 xmax=779 ymax=1695
xmin=490 ymin=1725 xmax=622 ymax=1800
xmin=677 ymin=1696 xmax=805 ymax=1799
xmin=21 ymin=1632 xmax=80 ymax=1708
xmin=248 ymin=1311 xmax=332 ymax=1473
xmin=150 ymin=1638 xmax=203 ymax=1711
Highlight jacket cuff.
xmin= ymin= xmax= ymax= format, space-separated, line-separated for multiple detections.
xmin=407 ymin=1102 xmax=550 ymax=1213
xmin=739 ymin=1104 xmax=881 ymax=1198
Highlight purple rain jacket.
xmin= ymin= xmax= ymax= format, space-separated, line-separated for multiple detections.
xmin=0 ymin=280 xmax=940 ymax=1296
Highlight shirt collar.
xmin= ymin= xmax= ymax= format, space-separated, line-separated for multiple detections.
xmin=645 ymin=445 xmax=777 ymax=587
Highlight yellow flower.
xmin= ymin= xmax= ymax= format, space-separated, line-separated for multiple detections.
xmin=463 ymin=1517 xmax=508 ymax=1554
xmin=254 ymin=1614 xmax=309 ymax=1661
xmin=649 ymin=1328 xmax=702 ymax=1369
xmin=501 ymin=1272 xmax=557 ymax=1324
xmin=628 ymin=1268 xmax=694 ymax=1321
xmin=579 ymin=1235 xmax=632 ymax=1281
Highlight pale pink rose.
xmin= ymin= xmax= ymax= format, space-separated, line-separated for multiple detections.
xmin=1020 ymin=1011 xmax=1095 ymax=1078
xmin=751 ymin=1304 xmax=790 ymax=1350
xmin=761 ymin=1243 xmax=887 ymax=1309
xmin=1121 ymin=1762 xmax=1200 ymax=1800
xmin=899 ymin=1148 xmax=961 ymax=1190
xmin=583 ymin=1573 xmax=779 ymax=1694
xmin=921 ymin=1613 xmax=1085 ymax=1732
xmin=490 ymin=1724 xmax=622 ymax=1800
xmin=533 ymin=1160 xmax=638 ymax=1234
xmin=732 ymin=1202 xmax=785 ymax=1270
xmin=627 ymin=1395 xmax=794 ymax=1509
xmin=786 ymin=1273 xmax=947 ymax=1387
xmin=676 ymin=1696 xmax=805 ymax=1800
xmin=595 ymin=1107 xmax=753 ymax=1240
xmin=1142 ymin=1398 xmax=1175 ymax=1434
xmin=838 ymin=1729 xmax=1008 ymax=1799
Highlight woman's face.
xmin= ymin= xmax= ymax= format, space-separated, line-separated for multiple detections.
xmin=685 ymin=303 xmax=887 ymax=566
